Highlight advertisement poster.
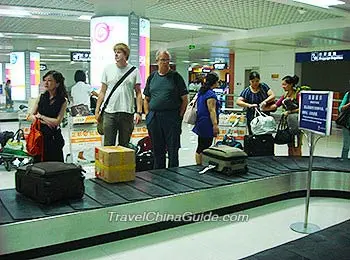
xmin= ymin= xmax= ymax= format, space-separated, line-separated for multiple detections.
xmin=139 ymin=18 xmax=150 ymax=90
xmin=299 ymin=91 xmax=333 ymax=136
xmin=9 ymin=52 xmax=26 ymax=100
xmin=30 ymin=52 xmax=40 ymax=98
xmin=90 ymin=16 xmax=129 ymax=90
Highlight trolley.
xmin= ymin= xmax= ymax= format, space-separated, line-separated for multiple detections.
xmin=65 ymin=108 xmax=102 ymax=165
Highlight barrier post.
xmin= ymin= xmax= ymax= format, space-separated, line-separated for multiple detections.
xmin=290 ymin=131 xmax=321 ymax=234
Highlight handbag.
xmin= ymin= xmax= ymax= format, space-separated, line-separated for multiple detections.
xmin=250 ymin=108 xmax=276 ymax=135
xmin=336 ymin=108 xmax=350 ymax=129
xmin=3 ymin=129 xmax=28 ymax=156
xmin=183 ymin=94 xmax=198 ymax=125
xmin=26 ymin=119 xmax=44 ymax=159
xmin=274 ymin=115 xmax=293 ymax=145
xmin=286 ymin=112 xmax=299 ymax=135
xmin=97 ymin=66 xmax=136 ymax=135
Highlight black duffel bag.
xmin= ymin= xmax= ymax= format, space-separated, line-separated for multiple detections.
xmin=15 ymin=162 xmax=85 ymax=204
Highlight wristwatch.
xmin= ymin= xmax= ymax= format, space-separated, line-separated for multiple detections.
xmin=136 ymin=112 xmax=142 ymax=116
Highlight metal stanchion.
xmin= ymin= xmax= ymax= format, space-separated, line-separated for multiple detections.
xmin=290 ymin=131 xmax=321 ymax=234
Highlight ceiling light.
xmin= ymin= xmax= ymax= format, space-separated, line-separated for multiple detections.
xmin=45 ymin=54 xmax=70 ymax=57
xmin=0 ymin=8 xmax=32 ymax=16
xmin=78 ymin=15 xmax=92 ymax=20
xmin=40 ymin=58 xmax=70 ymax=62
xmin=182 ymin=60 xmax=191 ymax=63
xmin=37 ymin=35 xmax=73 ymax=40
xmin=293 ymin=0 xmax=345 ymax=8
xmin=36 ymin=47 xmax=46 ymax=50
xmin=297 ymin=8 xmax=307 ymax=14
xmin=0 ymin=33 xmax=4 ymax=37
xmin=161 ymin=23 xmax=201 ymax=31
xmin=68 ymin=48 xmax=90 ymax=51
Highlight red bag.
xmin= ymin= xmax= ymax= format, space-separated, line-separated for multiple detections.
xmin=26 ymin=119 xmax=44 ymax=160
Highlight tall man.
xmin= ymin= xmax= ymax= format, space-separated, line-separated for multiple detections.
xmin=95 ymin=43 xmax=143 ymax=147
xmin=144 ymin=50 xmax=189 ymax=169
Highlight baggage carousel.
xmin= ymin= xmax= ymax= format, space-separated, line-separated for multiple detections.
xmin=0 ymin=156 xmax=349 ymax=258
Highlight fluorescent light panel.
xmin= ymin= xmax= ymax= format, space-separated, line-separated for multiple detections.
xmin=293 ymin=0 xmax=345 ymax=8
xmin=0 ymin=8 xmax=32 ymax=16
xmin=68 ymin=48 xmax=90 ymax=51
xmin=37 ymin=35 xmax=73 ymax=40
xmin=161 ymin=23 xmax=201 ymax=30
xmin=78 ymin=15 xmax=92 ymax=20
xmin=40 ymin=58 xmax=70 ymax=62
xmin=45 ymin=54 xmax=70 ymax=57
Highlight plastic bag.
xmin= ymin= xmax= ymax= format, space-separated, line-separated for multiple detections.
xmin=250 ymin=108 xmax=276 ymax=135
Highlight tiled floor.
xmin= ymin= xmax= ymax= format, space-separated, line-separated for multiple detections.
xmin=0 ymin=120 xmax=349 ymax=260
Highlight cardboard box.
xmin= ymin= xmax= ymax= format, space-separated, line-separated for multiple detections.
xmin=95 ymin=146 xmax=135 ymax=166
xmin=95 ymin=160 xmax=135 ymax=183
xmin=95 ymin=146 xmax=135 ymax=183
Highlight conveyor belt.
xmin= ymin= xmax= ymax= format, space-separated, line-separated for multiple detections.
xmin=1 ymin=156 xmax=349 ymax=225
xmin=242 ymin=219 xmax=350 ymax=260
xmin=0 ymin=156 xmax=349 ymax=257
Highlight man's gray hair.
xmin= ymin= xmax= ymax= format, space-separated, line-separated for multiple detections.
xmin=155 ymin=49 xmax=171 ymax=61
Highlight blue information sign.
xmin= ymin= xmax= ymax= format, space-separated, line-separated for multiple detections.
xmin=296 ymin=50 xmax=350 ymax=63
xmin=299 ymin=91 xmax=333 ymax=136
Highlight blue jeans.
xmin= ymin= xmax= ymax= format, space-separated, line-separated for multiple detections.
xmin=146 ymin=110 xmax=181 ymax=169
xmin=341 ymin=127 xmax=350 ymax=159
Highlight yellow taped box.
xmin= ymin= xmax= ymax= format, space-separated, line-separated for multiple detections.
xmin=95 ymin=146 xmax=135 ymax=183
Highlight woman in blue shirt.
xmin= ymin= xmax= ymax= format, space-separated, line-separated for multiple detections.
xmin=192 ymin=72 xmax=220 ymax=164
xmin=339 ymin=91 xmax=350 ymax=159
xmin=236 ymin=71 xmax=275 ymax=134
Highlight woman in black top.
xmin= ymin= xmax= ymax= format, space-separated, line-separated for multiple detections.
xmin=29 ymin=70 xmax=68 ymax=162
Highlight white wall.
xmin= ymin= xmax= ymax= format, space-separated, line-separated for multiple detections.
xmin=175 ymin=62 xmax=190 ymax=86
xmin=234 ymin=49 xmax=295 ymax=97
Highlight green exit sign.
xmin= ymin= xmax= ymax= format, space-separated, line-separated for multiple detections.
xmin=189 ymin=44 xmax=196 ymax=50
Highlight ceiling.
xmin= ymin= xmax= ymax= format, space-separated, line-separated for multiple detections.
xmin=0 ymin=0 xmax=350 ymax=64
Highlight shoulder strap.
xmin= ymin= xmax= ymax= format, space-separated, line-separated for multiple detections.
xmin=101 ymin=66 xmax=136 ymax=113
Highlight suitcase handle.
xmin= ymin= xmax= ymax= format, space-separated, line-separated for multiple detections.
xmin=25 ymin=165 xmax=33 ymax=175
xmin=199 ymin=164 xmax=217 ymax=175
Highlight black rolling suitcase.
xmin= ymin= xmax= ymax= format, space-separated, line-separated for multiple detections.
xmin=15 ymin=162 xmax=85 ymax=204
xmin=244 ymin=134 xmax=274 ymax=156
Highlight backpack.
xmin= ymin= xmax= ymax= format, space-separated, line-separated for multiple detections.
xmin=26 ymin=119 xmax=44 ymax=160
xmin=0 ymin=131 xmax=14 ymax=148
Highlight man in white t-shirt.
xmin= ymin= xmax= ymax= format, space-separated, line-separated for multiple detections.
xmin=95 ymin=43 xmax=142 ymax=146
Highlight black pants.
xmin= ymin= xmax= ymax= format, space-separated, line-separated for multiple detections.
xmin=146 ymin=110 xmax=181 ymax=169
xmin=34 ymin=128 xmax=64 ymax=162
